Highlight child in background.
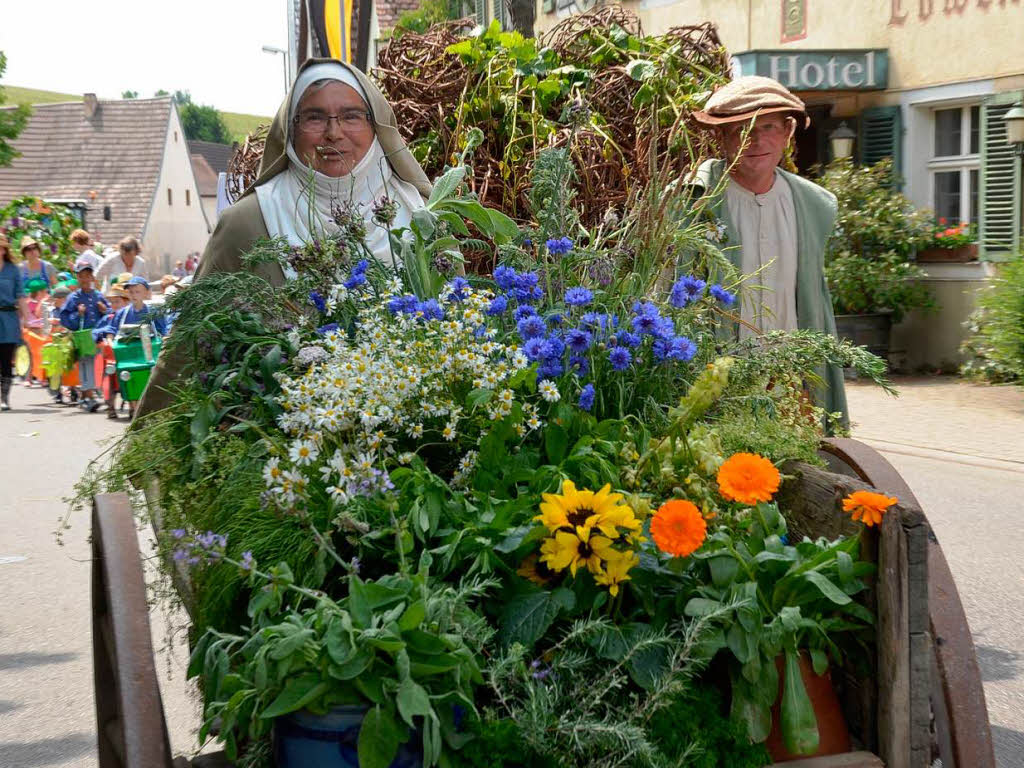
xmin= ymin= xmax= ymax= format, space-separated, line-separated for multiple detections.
xmin=24 ymin=278 xmax=48 ymax=330
xmin=59 ymin=260 xmax=109 ymax=412
xmin=48 ymin=284 xmax=72 ymax=405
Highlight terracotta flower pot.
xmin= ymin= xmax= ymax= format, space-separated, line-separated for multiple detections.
xmin=764 ymin=652 xmax=851 ymax=762
xmin=916 ymin=243 xmax=978 ymax=263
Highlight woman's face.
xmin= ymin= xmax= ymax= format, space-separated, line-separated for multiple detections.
xmin=24 ymin=246 xmax=40 ymax=261
xmin=292 ymin=82 xmax=375 ymax=178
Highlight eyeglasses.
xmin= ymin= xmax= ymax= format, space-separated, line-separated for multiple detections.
xmin=293 ymin=109 xmax=373 ymax=134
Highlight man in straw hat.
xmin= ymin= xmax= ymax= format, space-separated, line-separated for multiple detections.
xmin=690 ymin=74 xmax=847 ymax=429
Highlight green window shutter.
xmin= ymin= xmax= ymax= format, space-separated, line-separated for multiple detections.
xmin=543 ymin=0 xmax=554 ymax=12
xmin=492 ymin=0 xmax=505 ymax=29
xmin=979 ymin=91 xmax=1023 ymax=259
xmin=475 ymin=0 xmax=486 ymax=25
xmin=858 ymin=106 xmax=903 ymax=180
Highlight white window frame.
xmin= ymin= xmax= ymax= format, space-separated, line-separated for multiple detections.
xmin=927 ymin=104 xmax=980 ymax=225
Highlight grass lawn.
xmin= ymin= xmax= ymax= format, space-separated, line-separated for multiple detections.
xmin=4 ymin=85 xmax=270 ymax=143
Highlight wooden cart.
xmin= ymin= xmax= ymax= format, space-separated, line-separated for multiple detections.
xmin=90 ymin=438 xmax=995 ymax=768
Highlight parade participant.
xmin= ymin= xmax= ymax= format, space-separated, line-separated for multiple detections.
xmin=24 ymin=278 xmax=49 ymax=330
xmin=0 ymin=235 xmax=28 ymax=411
xmin=96 ymin=236 xmax=148 ymax=287
xmin=50 ymin=284 xmax=70 ymax=320
xmin=93 ymin=276 xmax=167 ymax=341
xmin=172 ymin=260 xmax=187 ymax=279
xmin=689 ymin=75 xmax=847 ymax=429
xmin=105 ymin=284 xmax=129 ymax=313
xmin=59 ymin=259 xmax=109 ymax=411
xmin=137 ymin=58 xmax=432 ymax=419
xmin=19 ymin=236 xmax=58 ymax=287
xmin=70 ymin=229 xmax=100 ymax=271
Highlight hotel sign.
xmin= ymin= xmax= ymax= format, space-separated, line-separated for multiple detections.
xmin=731 ymin=49 xmax=889 ymax=91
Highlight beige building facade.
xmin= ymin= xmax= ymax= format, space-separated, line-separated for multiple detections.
xmin=536 ymin=0 xmax=1024 ymax=369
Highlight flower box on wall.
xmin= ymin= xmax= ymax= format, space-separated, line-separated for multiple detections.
xmin=916 ymin=243 xmax=978 ymax=263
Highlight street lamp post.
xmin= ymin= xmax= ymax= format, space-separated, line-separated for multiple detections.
xmin=262 ymin=45 xmax=290 ymax=96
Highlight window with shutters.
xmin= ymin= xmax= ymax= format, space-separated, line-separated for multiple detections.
xmin=979 ymin=92 xmax=1023 ymax=257
xmin=858 ymin=106 xmax=902 ymax=183
xmin=927 ymin=105 xmax=980 ymax=225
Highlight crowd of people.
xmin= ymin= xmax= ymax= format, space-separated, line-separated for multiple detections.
xmin=0 ymin=228 xmax=184 ymax=416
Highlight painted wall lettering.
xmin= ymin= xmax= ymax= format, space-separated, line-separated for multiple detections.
xmin=892 ymin=0 xmax=1020 ymax=24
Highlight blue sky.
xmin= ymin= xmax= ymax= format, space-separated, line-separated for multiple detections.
xmin=1 ymin=0 xmax=290 ymax=116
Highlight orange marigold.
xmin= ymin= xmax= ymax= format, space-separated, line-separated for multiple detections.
xmin=650 ymin=499 xmax=707 ymax=558
xmin=716 ymin=452 xmax=780 ymax=505
xmin=842 ymin=490 xmax=897 ymax=527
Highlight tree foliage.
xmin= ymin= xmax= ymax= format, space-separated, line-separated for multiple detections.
xmin=0 ymin=52 xmax=31 ymax=167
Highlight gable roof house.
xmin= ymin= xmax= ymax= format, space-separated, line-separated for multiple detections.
xmin=0 ymin=94 xmax=211 ymax=275
xmin=189 ymin=139 xmax=236 ymax=228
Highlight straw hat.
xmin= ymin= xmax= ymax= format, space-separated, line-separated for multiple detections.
xmin=692 ymin=75 xmax=809 ymax=128
xmin=106 ymin=284 xmax=128 ymax=299
xmin=20 ymin=235 xmax=40 ymax=253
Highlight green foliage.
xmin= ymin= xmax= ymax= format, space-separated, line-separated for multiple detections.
xmin=0 ymin=52 xmax=31 ymax=167
xmin=179 ymin=99 xmax=232 ymax=144
xmin=0 ymin=195 xmax=83 ymax=267
xmin=819 ymin=158 xmax=935 ymax=319
xmin=683 ymin=507 xmax=874 ymax=753
xmin=122 ymin=90 xmax=138 ymax=99
xmin=391 ymin=0 xmax=462 ymax=36
xmin=646 ymin=682 xmax=770 ymax=768
xmin=961 ymin=256 xmax=1024 ymax=383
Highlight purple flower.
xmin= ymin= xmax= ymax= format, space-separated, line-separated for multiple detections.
xmin=486 ymin=295 xmax=509 ymax=316
xmin=616 ymin=330 xmax=641 ymax=348
xmin=343 ymin=272 xmax=367 ymax=289
xmin=415 ymin=299 xmax=443 ymax=321
xmin=541 ymin=336 xmax=566 ymax=361
xmin=710 ymin=284 xmax=735 ymax=306
xmin=609 ymin=346 xmax=632 ymax=371
xmin=565 ymin=327 xmax=592 ymax=354
xmin=517 ymin=315 xmax=547 ymax=340
xmin=387 ymin=294 xmax=418 ymax=315
xmin=447 ymin=276 xmax=471 ymax=302
xmin=512 ymin=272 xmax=544 ymax=303
xmin=669 ymin=276 xmax=706 ymax=308
xmin=654 ymin=335 xmax=698 ymax=363
xmin=50 ymin=244 xmax=58 ymax=254
xmin=547 ymin=313 xmax=564 ymax=326
xmin=546 ymin=236 xmax=573 ymax=255
xmin=316 ymin=322 xmax=340 ymax=335
xmin=171 ymin=529 xmax=187 ymax=539
xmin=564 ymin=287 xmax=593 ymax=307
xmin=309 ymin=290 xmax=327 ymax=313
xmin=352 ymin=259 xmax=369 ymax=276
xmin=350 ymin=557 xmax=361 ymax=574
xmin=569 ymin=355 xmax=589 ymax=376
xmin=523 ymin=337 xmax=548 ymax=361
xmin=514 ymin=304 xmax=537 ymax=322
xmin=240 ymin=551 xmax=254 ymax=571
xmin=578 ymin=383 xmax=595 ymax=411
xmin=172 ymin=548 xmax=187 ymax=562
xmin=494 ymin=265 xmax=518 ymax=292
xmin=631 ymin=311 xmax=660 ymax=335
xmin=538 ymin=360 xmax=564 ymax=379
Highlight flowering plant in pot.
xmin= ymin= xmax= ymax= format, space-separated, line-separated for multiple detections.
xmin=681 ymin=454 xmax=884 ymax=758
xmin=917 ymin=220 xmax=978 ymax=262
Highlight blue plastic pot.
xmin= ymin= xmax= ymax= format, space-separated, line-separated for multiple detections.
xmin=273 ymin=706 xmax=422 ymax=767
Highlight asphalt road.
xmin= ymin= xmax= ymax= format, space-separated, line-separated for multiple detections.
xmin=0 ymin=378 xmax=1021 ymax=767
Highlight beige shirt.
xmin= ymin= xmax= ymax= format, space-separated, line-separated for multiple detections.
xmin=725 ymin=171 xmax=799 ymax=340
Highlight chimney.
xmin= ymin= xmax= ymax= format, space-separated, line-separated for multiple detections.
xmin=84 ymin=93 xmax=99 ymax=120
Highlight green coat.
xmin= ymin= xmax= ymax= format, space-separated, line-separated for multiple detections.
xmin=690 ymin=159 xmax=849 ymax=430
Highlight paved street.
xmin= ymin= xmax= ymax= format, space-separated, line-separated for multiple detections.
xmin=1 ymin=377 xmax=1022 ymax=766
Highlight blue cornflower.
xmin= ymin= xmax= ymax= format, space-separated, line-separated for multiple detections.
xmin=517 ymin=315 xmax=547 ymax=340
xmin=514 ymin=304 xmax=537 ymax=321
xmin=447 ymin=276 xmax=471 ymax=302
xmin=538 ymin=359 xmax=564 ymax=379
xmin=632 ymin=300 xmax=659 ymax=317
xmin=352 ymin=259 xmax=369 ymax=275
xmin=580 ymin=312 xmax=617 ymax=333
xmin=316 ymin=322 xmax=340 ymax=335
xmin=608 ymin=346 xmax=632 ymax=371
xmin=415 ymin=299 xmax=444 ymax=321
xmin=542 ymin=336 xmax=566 ymax=361
xmin=565 ymin=327 xmax=593 ymax=354
xmin=710 ymin=284 xmax=736 ymax=306
xmin=631 ymin=309 xmax=661 ymax=335
xmin=309 ymin=290 xmax=327 ymax=313
xmin=578 ymin=383 xmax=595 ymax=411
xmin=547 ymin=313 xmax=564 ymax=326
xmin=654 ymin=335 xmax=698 ymax=363
xmin=523 ymin=238 xmax=533 ymax=248
xmin=569 ymin=355 xmax=590 ymax=377
xmin=564 ymin=286 xmax=593 ymax=307
xmin=652 ymin=316 xmax=676 ymax=340
xmin=343 ymin=271 xmax=367 ymax=289
xmin=523 ymin=337 xmax=548 ymax=361
xmin=486 ymin=295 xmax=509 ymax=316
xmin=387 ymin=294 xmax=418 ymax=315
xmin=616 ymin=330 xmax=641 ymax=348
xmin=512 ymin=272 xmax=543 ymax=303
xmin=669 ymin=275 xmax=707 ymax=308
xmin=494 ymin=265 xmax=518 ymax=292
xmin=546 ymin=236 xmax=573 ymax=255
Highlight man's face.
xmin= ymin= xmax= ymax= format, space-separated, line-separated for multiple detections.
xmin=720 ymin=114 xmax=793 ymax=180
xmin=77 ymin=269 xmax=94 ymax=290
xmin=121 ymin=247 xmax=137 ymax=263
xmin=292 ymin=82 xmax=375 ymax=178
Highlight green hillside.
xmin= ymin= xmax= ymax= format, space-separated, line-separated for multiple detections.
xmin=3 ymin=85 xmax=270 ymax=143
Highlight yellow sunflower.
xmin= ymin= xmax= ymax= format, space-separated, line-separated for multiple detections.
xmin=516 ymin=553 xmax=557 ymax=586
xmin=592 ymin=549 xmax=639 ymax=597
xmin=534 ymin=480 xmax=640 ymax=538
xmin=540 ymin=527 xmax=616 ymax=577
